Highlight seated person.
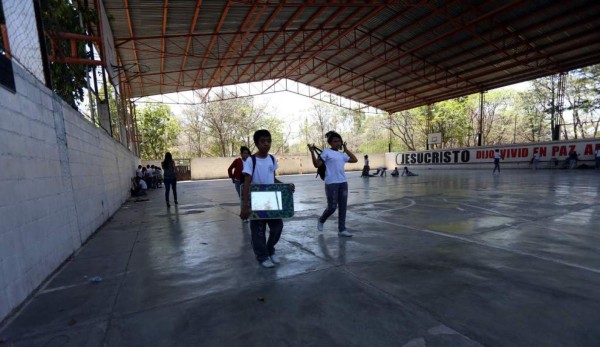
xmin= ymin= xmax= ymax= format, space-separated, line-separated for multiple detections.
xmin=373 ymin=167 xmax=387 ymax=176
xmin=155 ymin=167 xmax=163 ymax=187
xmin=401 ymin=166 xmax=418 ymax=176
xmin=391 ymin=167 xmax=399 ymax=176
xmin=131 ymin=177 xmax=148 ymax=196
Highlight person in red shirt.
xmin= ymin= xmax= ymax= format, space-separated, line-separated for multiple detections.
xmin=228 ymin=146 xmax=251 ymax=198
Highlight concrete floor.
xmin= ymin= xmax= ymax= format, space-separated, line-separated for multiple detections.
xmin=1 ymin=169 xmax=600 ymax=347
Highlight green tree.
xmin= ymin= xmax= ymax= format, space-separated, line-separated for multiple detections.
xmin=41 ymin=0 xmax=97 ymax=109
xmin=298 ymin=101 xmax=361 ymax=152
xmin=137 ymin=104 xmax=180 ymax=160
xmin=565 ymin=66 xmax=600 ymax=138
xmin=386 ymin=108 xmax=427 ymax=151
xmin=430 ymin=97 xmax=471 ymax=148
xmin=181 ymin=91 xmax=284 ymax=157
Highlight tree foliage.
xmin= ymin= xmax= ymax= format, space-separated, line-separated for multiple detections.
xmin=151 ymin=65 xmax=600 ymax=157
xmin=179 ymin=92 xmax=286 ymax=157
xmin=136 ymin=104 xmax=180 ymax=160
xmin=41 ymin=0 xmax=97 ymax=109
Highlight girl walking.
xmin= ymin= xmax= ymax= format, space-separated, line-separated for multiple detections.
xmin=162 ymin=152 xmax=178 ymax=207
xmin=308 ymin=131 xmax=358 ymax=237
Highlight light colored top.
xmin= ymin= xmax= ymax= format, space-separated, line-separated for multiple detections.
xmin=243 ymin=155 xmax=278 ymax=184
xmin=321 ymin=148 xmax=350 ymax=184
xmin=136 ymin=169 xmax=143 ymax=177
xmin=494 ymin=152 xmax=501 ymax=159
xmin=596 ymin=149 xmax=600 ymax=157
xmin=365 ymin=158 xmax=369 ymax=166
xmin=534 ymin=153 xmax=540 ymax=160
xmin=139 ymin=179 xmax=147 ymax=190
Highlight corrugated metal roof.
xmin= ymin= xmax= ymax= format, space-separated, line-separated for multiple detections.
xmin=99 ymin=0 xmax=600 ymax=113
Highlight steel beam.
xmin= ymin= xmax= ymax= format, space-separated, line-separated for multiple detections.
xmin=400 ymin=2 xmax=596 ymax=94
xmin=334 ymin=0 xmax=517 ymax=98
xmin=220 ymin=3 xmax=283 ymax=83
xmin=177 ymin=0 xmax=203 ymax=91
xmin=261 ymin=1 xmax=390 ymax=95
xmin=124 ymin=0 xmax=144 ymax=95
xmin=252 ymin=5 xmax=330 ymax=82
xmin=408 ymin=28 xmax=600 ymax=99
xmin=160 ymin=0 xmax=169 ymax=94
xmin=191 ymin=0 xmax=232 ymax=89
xmin=234 ymin=5 xmax=306 ymax=84
xmin=201 ymin=3 xmax=266 ymax=102
xmin=303 ymin=0 xmax=466 ymax=88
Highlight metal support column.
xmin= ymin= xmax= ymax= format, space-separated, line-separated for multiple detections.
xmin=478 ymin=91 xmax=484 ymax=146
xmin=426 ymin=104 xmax=432 ymax=150
xmin=555 ymin=72 xmax=567 ymax=141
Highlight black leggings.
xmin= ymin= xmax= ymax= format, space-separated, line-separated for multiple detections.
xmin=164 ymin=178 xmax=177 ymax=202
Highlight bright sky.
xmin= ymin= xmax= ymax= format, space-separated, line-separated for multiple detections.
xmin=135 ymin=79 xmax=533 ymax=144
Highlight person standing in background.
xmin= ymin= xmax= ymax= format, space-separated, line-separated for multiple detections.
xmin=228 ymin=146 xmax=251 ymax=198
xmin=162 ymin=152 xmax=178 ymax=208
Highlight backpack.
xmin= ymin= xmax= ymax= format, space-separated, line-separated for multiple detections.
xmin=313 ymin=146 xmax=326 ymax=181
xmin=248 ymin=154 xmax=276 ymax=179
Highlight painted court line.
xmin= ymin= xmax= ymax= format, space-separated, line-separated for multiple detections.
xmin=355 ymin=213 xmax=600 ymax=275
xmin=377 ymin=198 xmax=417 ymax=212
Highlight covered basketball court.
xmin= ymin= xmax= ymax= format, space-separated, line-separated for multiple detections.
xmin=103 ymin=0 xmax=600 ymax=114
xmin=2 ymin=0 xmax=600 ymax=345
xmin=1 ymin=170 xmax=599 ymax=345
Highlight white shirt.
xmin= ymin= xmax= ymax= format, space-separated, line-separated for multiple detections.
xmin=136 ymin=169 xmax=142 ymax=177
xmin=365 ymin=158 xmax=369 ymax=166
xmin=494 ymin=152 xmax=501 ymax=159
xmin=242 ymin=155 xmax=278 ymax=184
xmin=596 ymin=149 xmax=600 ymax=158
xmin=321 ymin=148 xmax=350 ymax=184
xmin=534 ymin=153 xmax=540 ymax=160
xmin=139 ymin=179 xmax=147 ymax=190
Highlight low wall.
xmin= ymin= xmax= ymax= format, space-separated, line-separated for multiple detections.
xmin=156 ymin=153 xmax=387 ymax=180
xmin=385 ymin=139 xmax=600 ymax=170
xmin=0 ymin=63 xmax=138 ymax=321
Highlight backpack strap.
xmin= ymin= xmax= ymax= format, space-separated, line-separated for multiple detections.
xmin=250 ymin=154 xmax=276 ymax=178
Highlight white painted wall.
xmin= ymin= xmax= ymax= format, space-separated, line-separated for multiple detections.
xmin=385 ymin=139 xmax=600 ymax=171
xmin=0 ymin=63 xmax=138 ymax=322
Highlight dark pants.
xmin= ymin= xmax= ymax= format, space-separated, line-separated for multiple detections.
xmin=319 ymin=182 xmax=348 ymax=232
xmin=234 ymin=179 xmax=241 ymax=197
xmin=250 ymin=219 xmax=283 ymax=262
xmin=596 ymin=157 xmax=600 ymax=169
xmin=164 ymin=178 xmax=177 ymax=202
xmin=493 ymin=159 xmax=500 ymax=173
xmin=361 ymin=165 xmax=370 ymax=177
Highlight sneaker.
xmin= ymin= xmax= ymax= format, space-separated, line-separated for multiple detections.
xmin=270 ymin=254 xmax=280 ymax=264
xmin=317 ymin=220 xmax=324 ymax=232
xmin=338 ymin=230 xmax=353 ymax=237
xmin=260 ymin=259 xmax=275 ymax=268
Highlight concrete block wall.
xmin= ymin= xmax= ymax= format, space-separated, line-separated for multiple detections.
xmin=0 ymin=63 xmax=138 ymax=322
xmin=190 ymin=157 xmax=235 ymax=180
xmin=181 ymin=153 xmax=385 ymax=180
